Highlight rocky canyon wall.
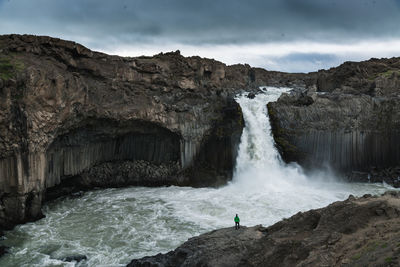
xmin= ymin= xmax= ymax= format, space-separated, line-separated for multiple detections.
xmin=1 ymin=34 xmax=400 ymax=230
xmin=0 ymin=34 xmax=267 ymax=230
xmin=268 ymin=58 xmax=400 ymax=185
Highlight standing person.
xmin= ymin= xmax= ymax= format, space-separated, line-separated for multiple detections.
xmin=234 ymin=214 xmax=240 ymax=229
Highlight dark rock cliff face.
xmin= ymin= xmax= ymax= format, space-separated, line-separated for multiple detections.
xmin=0 ymin=34 xmax=297 ymax=230
xmin=268 ymin=58 xmax=400 ymax=185
xmin=128 ymin=191 xmax=400 ymax=267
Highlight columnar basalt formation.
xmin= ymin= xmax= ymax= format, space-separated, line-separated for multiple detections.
xmin=268 ymin=58 xmax=400 ymax=185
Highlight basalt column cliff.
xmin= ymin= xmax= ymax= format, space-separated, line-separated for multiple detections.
xmin=0 ymin=35 xmax=280 ymax=230
xmin=268 ymin=58 xmax=400 ymax=185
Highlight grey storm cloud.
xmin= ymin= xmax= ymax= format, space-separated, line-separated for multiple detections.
xmin=1 ymin=0 xmax=400 ymax=73
xmin=1 ymin=0 xmax=400 ymax=46
xmin=279 ymin=52 xmax=337 ymax=63
xmin=269 ymin=52 xmax=341 ymax=73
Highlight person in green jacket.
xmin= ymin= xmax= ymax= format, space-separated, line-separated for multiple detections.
xmin=234 ymin=214 xmax=240 ymax=230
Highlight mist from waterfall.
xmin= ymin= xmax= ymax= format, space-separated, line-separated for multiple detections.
xmin=0 ymin=87 xmax=394 ymax=267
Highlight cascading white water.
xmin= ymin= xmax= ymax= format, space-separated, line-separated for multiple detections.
xmin=232 ymin=88 xmax=320 ymax=200
xmin=234 ymin=87 xmax=286 ymax=172
xmin=0 ymin=87 xmax=395 ymax=267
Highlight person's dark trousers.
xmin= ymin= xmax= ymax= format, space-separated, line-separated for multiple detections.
xmin=235 ymin=222 xmax=240 ymax=229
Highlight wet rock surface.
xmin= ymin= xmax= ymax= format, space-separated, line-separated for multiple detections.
xmin=0 ymin=245 xmax=8 ymax=258
xmin=60 ymin=254 xmax=87 ymax=263
xmin=128 ymin=192 xmax=400 ymax=267
xmin=347 ymin=167 xmax=400 ymax=188
xmin=247 ymin=92 xmax=256 ymax=99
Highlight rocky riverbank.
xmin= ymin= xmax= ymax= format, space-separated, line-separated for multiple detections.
xmin=128 ymin=191 xmax=400 ymax=267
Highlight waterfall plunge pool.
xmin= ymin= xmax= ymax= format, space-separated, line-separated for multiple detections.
xmin=0 ymin=87 xmax=396 ymax=266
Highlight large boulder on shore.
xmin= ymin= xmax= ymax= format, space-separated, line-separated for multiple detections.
xmin=128 ymin=191 xmax=400 ymax=267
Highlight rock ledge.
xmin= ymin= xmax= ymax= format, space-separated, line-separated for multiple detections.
xmin=128 ymin=192 xmax=400 ymax=267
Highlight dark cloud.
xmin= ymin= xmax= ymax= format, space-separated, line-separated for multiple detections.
xmin=1 ymin=0 xmax=399 ymax=72
xmin=279 ymin=52 xmax=337 ymax=63
xmin=268 ymin=52 xmax=341 ymax=73
xmin=0 ymin=0 xmax=399 ymax=47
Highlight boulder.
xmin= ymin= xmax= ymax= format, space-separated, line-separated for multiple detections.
xmin=0 ymin=245 xmax=8 ymax=258
xmin=61 ymin=254 xmax=87 ymax=262
xmin=247 ymin=92 xmax=256 ymax=99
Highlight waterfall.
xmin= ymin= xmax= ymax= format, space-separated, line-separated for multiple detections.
xmin=232 ymin=87 xmax=309 ymax=189
xmin=234 ymin=87 xmax=287 ymax=173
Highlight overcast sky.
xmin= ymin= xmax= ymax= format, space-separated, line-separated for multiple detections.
xmin=1 ymin=0 xmax=400 ymax=72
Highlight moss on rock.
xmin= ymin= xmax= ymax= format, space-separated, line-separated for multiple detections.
xmin=0 ymin=56 xmax=25 ymax=81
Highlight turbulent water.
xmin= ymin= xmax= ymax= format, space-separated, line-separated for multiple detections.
xmin=0 ymin=87 xmax=395 ymax=267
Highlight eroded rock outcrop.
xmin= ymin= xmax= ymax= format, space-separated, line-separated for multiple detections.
xmin=128 ymin=191 xmax=400 ymax=267
xmin=268 ymin=58 xmax=400 ymax=185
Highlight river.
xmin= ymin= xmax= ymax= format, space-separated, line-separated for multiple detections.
xmin=0 ymin=87 xmax=394 ymax=266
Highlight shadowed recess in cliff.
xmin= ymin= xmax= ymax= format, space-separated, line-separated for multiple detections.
xmin=291 ymin=130 xmax=400 ymax=172
xmin=180 ymin=98 xmax=244 ymax=187
xmin=45 ymin=119 xmax=181 ymax=190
